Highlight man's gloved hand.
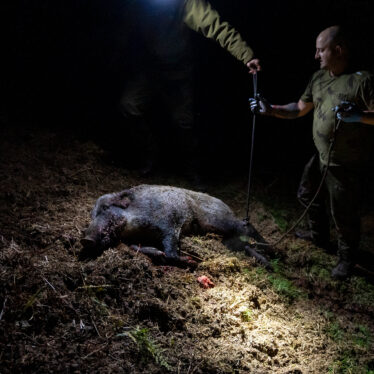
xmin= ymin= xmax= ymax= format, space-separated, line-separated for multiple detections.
xmin=337 ymin=111 xmax=363 ymax=123
xmin=249 ymin=94 xmax=272 ymax=115
xmin=332 ymin=101 xmax=363 ymax=123
xmin=247 ymin=58 xmax=261 ymax=74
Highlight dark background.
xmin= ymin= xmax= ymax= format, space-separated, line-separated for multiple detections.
xmin=2 ymin=0 xmax=374 ymax=179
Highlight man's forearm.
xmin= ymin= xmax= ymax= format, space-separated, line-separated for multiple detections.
xmin=361 ymin=111 xmax=374 ymax=125
xmin=338 ymin=110 xmax=374 ymax=125
xmin=269 ymin=103 xmax=303 ymax=119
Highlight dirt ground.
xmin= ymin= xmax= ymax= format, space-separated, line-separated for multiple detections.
xmin=1 ymin=123 xmax=374 ymax=374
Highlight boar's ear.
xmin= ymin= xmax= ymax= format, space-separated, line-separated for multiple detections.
xmin=118 ymin=189 xmax=133 ymax=200
xmin=112 ymin=190 xmax=133 ymax=209
xmin=114 ymin=197 xmax=131 ymax=209
xmin=91 ymin=193 xmax=114 ymax=218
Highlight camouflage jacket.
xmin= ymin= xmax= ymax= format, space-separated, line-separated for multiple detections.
xmin=184 ymin=0 xmax=254 ymax=64
xmin=127 ymin=0 xmax=253 ymax=67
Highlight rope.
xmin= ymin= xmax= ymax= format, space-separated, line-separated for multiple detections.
xmin=252 ymin=117 xmax=342 ymax=248
xmin=244 ymin=73 xmax=258 ymax=223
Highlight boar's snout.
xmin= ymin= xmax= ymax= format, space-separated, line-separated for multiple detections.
xmin=80 ymin=236 xmax=96 ymax=249
xmin=79 ymin=233 xmax=104 ymax=260
xmin=80 ymin=223 xmax=114 ymax=259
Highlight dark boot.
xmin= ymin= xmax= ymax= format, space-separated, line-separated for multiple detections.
xmin=331 ymin=260 xmax=354 ymax=280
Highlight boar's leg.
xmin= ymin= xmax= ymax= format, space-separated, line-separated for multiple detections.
xmin=245 ymin=246 xmax=273 ymax=271
xmin=130 ymin=245 xmax=197 ymax=268
xmin=243 ymin=222 xmax=268 ymax=246
xmin=130 ymin=245 xmax=165 ymax=257
xmin=162 ymin=231 xmax=180 ymax=259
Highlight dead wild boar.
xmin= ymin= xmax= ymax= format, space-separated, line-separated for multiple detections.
xmin=81 ymin=184 xmax=270 ymax=267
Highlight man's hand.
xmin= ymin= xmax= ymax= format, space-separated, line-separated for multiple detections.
xmin=249 ymin=94 xmax=272 ymax=115
xmin=247 ymin=58 xmax=261 ymax=74
xmin=337 ymin=111 xmax=363 ymax=123
xmin=332 ymin=101 xmax=363 ymax=123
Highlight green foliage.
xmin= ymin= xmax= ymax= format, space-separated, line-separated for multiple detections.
xmin=118 ymin=327 xmax=171 ymax=371
xmin=328 ymin=350 xmax=374 ymax=374
xmin=353 ymin=324 xmax=371 ymax=348
xmin=91 ymin=296 xmax=109 ymax=316
xmin=243 ymin=259 xmax=304 ymax=302
xmin=308 ymin=264 xmax=331 ymax=281
xmin=23 ymin=287 xmax=43 ymax=312
xmin=241 ymin=267 xmax=252 ymax=276
xmin=327 ymin=321 xmax=344 ymax=342
xmin=328 ymin=355 xmax=358 ymax=373
xmin=256 ymin=211 xmax=268 ymax=223
xmin=254 ymin=188 xmax=298 ymax=232
xmin=240 ymin=309 xmax=253 ymax=322
xmin=191 ymin=236 xmax=205 ymax=245
xmin=255 ymin=267 xmax=266 ymax=276
xmin=268 ymin=274 xmax=304 ymax=302
xmin=349 ymin=277 xmax=374 ymax=307
xmin=189 ymin=296 xmax=202 ymax=310
xmin=267 ymin=259 xmax=305 ymax=301
xmin=241 ymin=266 xmax=266 ymax=280
xmin=321 ymin=308 xmax=335 ymax=322
xmin=325 ymin=319 xmax=373 ymax=373
xmin=270 ymin=258 xmax=282 ymax=273
xmin=269 ymin=207 xmax=289 ymax=232
xmin=287 ymin=241 xmax=304 ymax=251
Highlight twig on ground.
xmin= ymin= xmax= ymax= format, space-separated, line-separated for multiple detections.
xmin=82 ymin=344 xmax=107 ymax=360
xmin=91 ymin=317 xmax=102 ymax=338
xmin=0 ymin=297 xmax=8 ymax=321
xmin=43 ymin=277 xmax=56 ymax=292
xmin=69 ymin=167 xmax=93 ymax=178
xmin=179 ymin=250 xmax=203 ymax=262
xmin=77 ymin=285 xmax=113 ymax=290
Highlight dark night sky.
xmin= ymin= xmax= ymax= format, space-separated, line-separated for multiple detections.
xmin=2 ymin=0 xmax=374 ymax=176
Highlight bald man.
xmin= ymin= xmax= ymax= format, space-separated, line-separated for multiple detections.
xmin=250 ymin=25 xmax=374 ymax=279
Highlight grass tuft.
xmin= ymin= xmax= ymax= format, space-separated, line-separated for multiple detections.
xmin=118 ymin=327 xmax=171 ymax=371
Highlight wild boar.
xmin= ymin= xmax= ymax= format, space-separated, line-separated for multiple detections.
xmin=81 ymin=184 xmax=270 ymax=267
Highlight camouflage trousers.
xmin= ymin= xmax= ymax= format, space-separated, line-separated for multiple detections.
xmin=118 ymin=65 xmax=197 ymax=170
xmin=119 ymin=66 xmax=194 ymax=127
xmin=297 ymin=154 xmax=364 ymax=262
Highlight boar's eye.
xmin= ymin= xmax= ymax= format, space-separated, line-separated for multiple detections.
xmin=112 ymin=203 xmax=127 ymax=210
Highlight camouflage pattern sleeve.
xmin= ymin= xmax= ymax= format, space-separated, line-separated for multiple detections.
xmin=183 ymin=0 xmax=254 ymax=64
xmin=358 ymin=73 xmax=374 ymax=110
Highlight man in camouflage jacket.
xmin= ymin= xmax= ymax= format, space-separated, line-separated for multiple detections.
xmin=119 ymin=0 xmax=260 ymax=175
